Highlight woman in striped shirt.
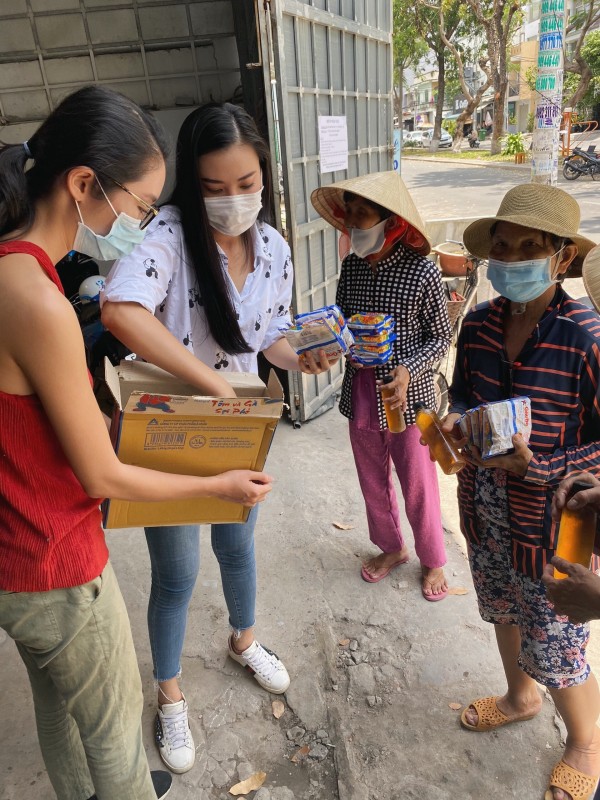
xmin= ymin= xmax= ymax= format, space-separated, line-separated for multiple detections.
xmin=444 ymin=184 xmax=600 ymax=800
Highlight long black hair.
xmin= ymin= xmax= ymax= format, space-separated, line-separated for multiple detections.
xmin=169 ymin=102 xmax=274 ymax=355
xmin=0 ymin=85 xmax=169 ymax=238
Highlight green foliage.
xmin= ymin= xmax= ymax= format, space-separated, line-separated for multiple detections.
xmin=392 ymin=0 xmax=427 ymax=81
xmin=564 ymin=70 xmax=595 ymax=117
xmin=501 ymin=132 xmax=526 ymax=155
xmin=527 ymin=112 xmax=535 ymax=133
xmin=525 ymin=65 xmax=537 ymax=92
xmin=443 ymin=119 xmax=457 ymax=136
xmin=582 ymin=30 xmax=600 ymax=76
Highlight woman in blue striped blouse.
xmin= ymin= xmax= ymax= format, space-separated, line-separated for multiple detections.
xmin=444 ymin=184 xmax=600 ymax=800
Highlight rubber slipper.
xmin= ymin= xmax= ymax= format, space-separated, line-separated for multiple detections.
xmin=421 ymin=582 xmax=448 ymax=602
xmin=460 ymin=695 xmax=540 ymax=732
xmin=360 ymin=556 xmax=409 ymax=583
xmin=544 ymin=760 xmax=598 ymax=800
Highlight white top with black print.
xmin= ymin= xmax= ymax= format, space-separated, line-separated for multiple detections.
xmin=102 ymin=205 xmax=293 ymax=374
xmin=336 ymin=244 xmax=452 ymax=429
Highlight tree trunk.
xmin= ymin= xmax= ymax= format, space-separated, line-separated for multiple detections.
xmin=490 ymin=83 xmax=506 ymax=155
xmin=430 ymin=56 xmax=446 ymax=152
xmin=566 ymin=61 xmax=593 ymax=110
xmin=395 ymin=63 xmax=404 ymax=123
xmin=451 ymin=78 xmax=492 ymax=152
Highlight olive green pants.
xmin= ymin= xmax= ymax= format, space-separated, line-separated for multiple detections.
xmin=0 ymin=561 xmax=156 ymax=800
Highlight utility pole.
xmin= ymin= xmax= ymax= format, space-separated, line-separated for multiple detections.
xmin=531 ymin=0 xmax=569 ymax=184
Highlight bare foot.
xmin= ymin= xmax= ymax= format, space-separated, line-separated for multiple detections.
xmin=463 ymin=691 xmax=542 ymax=728
xmin=362 ymin=548 xmax=409 ymax=580
xmin=548 ymin=728 xmax=600 ymax=800
xmin=421 ymin=566 xmax=448 ymax=598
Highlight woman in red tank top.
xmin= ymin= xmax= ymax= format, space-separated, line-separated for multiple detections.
xmin=0 ymin=87 xmax=272 ymax=800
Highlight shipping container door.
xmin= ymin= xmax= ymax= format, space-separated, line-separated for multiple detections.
xmin=264 ymin=0 xmax=393 ymax=423
xmin=0 ymin=2 xmax=242 ymax=145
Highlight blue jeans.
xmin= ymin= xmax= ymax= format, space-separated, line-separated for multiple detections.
xmin=144 ymin=506 xmax=258 ymax=682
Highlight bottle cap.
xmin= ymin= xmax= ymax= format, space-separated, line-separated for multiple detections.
xmin=382 ymin=375 xmax=394 ymax=384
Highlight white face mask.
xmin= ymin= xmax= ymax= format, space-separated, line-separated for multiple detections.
xmin=204 ymin=188 xmax=263 ymax=236
xmin=72 ymin=178 xmax=147 ymax=261
xmin=350 ymin=218 xmax=388 ymax=259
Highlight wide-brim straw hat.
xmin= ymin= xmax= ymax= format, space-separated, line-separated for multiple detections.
xmin=463 ymin=183 xmax=595 ymax=277
xmin=582 ymin=244 xmax=600 ymax=313
xmin=310 ymin=171 xmax=431 ymax=256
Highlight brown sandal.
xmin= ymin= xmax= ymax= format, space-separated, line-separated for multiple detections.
xmin=459 ymin=695 xmax=539 ymax=732
xmin=544 ymin=760 xmax=598 ymax=800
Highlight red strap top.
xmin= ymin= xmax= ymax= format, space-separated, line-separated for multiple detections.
xmin=0 ymin=241 xmax=108 ymax=591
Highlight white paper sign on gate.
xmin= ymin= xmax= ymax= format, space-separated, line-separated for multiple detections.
xmin=318 ymin=116 xmax=349 ymax=174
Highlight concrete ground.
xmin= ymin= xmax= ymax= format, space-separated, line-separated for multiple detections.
xmin=3 ymin=406 xmax=600 ymax=800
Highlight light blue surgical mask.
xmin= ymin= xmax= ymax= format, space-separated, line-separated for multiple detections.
xmin=487 ymin=252 xmax=562 ymax=303
xmin=72 ymin=178 xmax=147 ymax=261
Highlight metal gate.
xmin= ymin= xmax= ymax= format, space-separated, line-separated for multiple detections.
xmin=260 ymin=0 xmax=393 ymax=423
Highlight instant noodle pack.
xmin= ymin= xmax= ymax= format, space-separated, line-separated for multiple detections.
xmin=346 ymin=313 xmax=396 ymax=366
xmin=281 ymin=306 xmax=396 ymax=366
xmin=458 ymin=397 xmax=532 ymax=460
xmin=281 ymin=305 xmax=354 ymax=361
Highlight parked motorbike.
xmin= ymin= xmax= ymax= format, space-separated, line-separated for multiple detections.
xmin=563 ymin=147 xmax=600 ymax=181
xmin=468 ymin=133 xmax=480 ymax=149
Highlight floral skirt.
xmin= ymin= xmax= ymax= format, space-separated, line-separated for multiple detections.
xmin=468 ymin=468 xmax=590 ymax=689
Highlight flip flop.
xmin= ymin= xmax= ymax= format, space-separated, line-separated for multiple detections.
xmin=360 ymin=556 xmax=409 ymax=583
xmin=460 ymin=695 xmax=540 ymax=732
xmin=421 ymin=581 xmax=448 ymax=602
xmin=544 ymin=760 xmax=598 ymax=800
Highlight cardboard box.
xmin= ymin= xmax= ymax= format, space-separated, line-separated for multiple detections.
xmin=102 ymin=360 xmax=284 ymax=529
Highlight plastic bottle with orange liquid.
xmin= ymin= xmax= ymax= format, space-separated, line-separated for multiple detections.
xmin=380 ymin=375 xmax=406 ymax=433
xmin=553 ymin=481 xmax=597 ymax=579
xmin=413 ymin=402 xmax=466 ymax=475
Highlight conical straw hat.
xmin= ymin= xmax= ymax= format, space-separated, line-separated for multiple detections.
xmin=310 ymin=171 xmax=431 ymax=256
xmin=582 ymin=244 xmax=600 ymax=313
xmin=463 ymin=184 xmax=595 ymax=277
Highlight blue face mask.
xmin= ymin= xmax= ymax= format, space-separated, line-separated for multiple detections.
xmin=72 ymin=179 xmax=148 ymax=261
xmin=487 ymin=254 xmax=561 ymax=303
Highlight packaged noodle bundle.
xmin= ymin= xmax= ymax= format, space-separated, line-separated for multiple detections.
xmin=281 ymin=304 xmax=354 ymax=359
xmin=458 ymin=397 xmax=531 ymax=460
xmin=295 ymin=304 xmax=354 ymax=348
xmin=351 ymin=347 xmax=394 ymax=366
xmin=347 ymin=313 xmax=395 ymax=334
xmin=352 ymin=335 xmax=397 ymax=355
xmin=347 ymin=313 xmax=396 ymax=365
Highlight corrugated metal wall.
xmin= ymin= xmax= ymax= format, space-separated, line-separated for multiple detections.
xmin=269 ymin=0 xmax=393 ymax=422
xmin=0 ymin=0 xmax=241 ymax=142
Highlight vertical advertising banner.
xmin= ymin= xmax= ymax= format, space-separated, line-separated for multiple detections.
xmin=531 ymin=0 xmax=567 ymax=185
xmin=393 ymin=129 xmax=402 ymax=174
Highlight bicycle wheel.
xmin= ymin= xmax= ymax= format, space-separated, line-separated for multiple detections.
xmin=563 ymin=156 xmax=585 ymax=180
xmin=434 ymin=370 xmax=449 ymax=417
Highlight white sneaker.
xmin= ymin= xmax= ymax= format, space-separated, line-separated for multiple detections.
xmin=154 ymin=696 xmax=195 ymax=774
xmin=228 ymin=637 xmax=291 ymax=694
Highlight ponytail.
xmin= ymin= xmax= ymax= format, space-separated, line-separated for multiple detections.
xmin=0 ymin=143 xmax=34 ymax=236
xmin=0 ymin=86 xmax=169 ymax=239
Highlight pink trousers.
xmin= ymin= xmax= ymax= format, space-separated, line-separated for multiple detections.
xmin=348 ymin=371 xmax=446 ymax=569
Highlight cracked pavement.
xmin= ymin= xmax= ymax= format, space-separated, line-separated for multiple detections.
xmin=4 ymin=407 xmax=600 ymax=799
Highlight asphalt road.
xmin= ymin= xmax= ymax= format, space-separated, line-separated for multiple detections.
xmin=400 ymin=156 xmax=600 ymax=246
